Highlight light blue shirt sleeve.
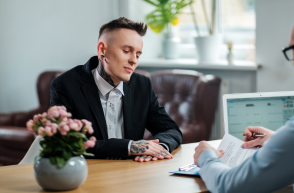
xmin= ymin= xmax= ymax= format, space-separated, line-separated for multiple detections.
xmin=198 ymin=118 xmax=294 ymax=193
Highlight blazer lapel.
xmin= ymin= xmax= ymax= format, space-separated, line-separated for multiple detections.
xmin=81 ymin=56 xmax=108 ymax=140
xmin=122 ymin=83 xmax=133 ymax=139
xmin=82 ymin=83 xmax=108 ymax=140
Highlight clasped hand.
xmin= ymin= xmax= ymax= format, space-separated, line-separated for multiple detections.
xmin=130 ymin=139 xmax=173 ymax=162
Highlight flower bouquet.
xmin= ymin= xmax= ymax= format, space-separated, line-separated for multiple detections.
xmin=26 ymin=106 xmax=96 ymax=190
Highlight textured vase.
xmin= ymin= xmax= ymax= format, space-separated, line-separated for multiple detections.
xmin=194 ymin=35 xmax=223 ymax=62
xmin=34 ymin=155 xmax=88 ymax=191
xmin=162 ymin=31 xmax=181 ymax=59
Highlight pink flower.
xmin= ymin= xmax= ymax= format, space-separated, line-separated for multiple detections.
xmin=58 ymin=121 xmax=70 ymax=135
xmin=60 ymin=130 xmax=67 ymax=136
xmin=44 ymin=126 xmax=53 ymax=137
xmin=75 ymin=119 xmax=83 ymax=131
xmin=89 ymin=136 xmax=97 ymax=142
xmin=81 ymin=119 xmax=92 ymax=126
xmin=59 ymin=106 xmax=67 ymax=111
xmin=68 ymin=119 xmax=82 ymax=131
xmin=38 ymin=127 xmax=46 ymax=137
xmin=50 ymin=123 xmax=58 ymax=133
xmin=48 ymin=109 xmax=60 ymax=119
xmin=26 ymin=119 xmax=35 ymax=133
xmin=33 ymin=114 xmax=42 ymax=122
xmin=60 ymin=110 xmax=72 ymax=119
xmin=81 ymin=119 xmax=94 ymax=134
xmin=83 ymin=140 xmax=96 ymax=149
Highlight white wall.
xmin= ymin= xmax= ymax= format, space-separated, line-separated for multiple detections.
xmin=0 ymin=0 xmax=113 ymax=112
xmin=256 ymin=0 xmax=294 ymax=92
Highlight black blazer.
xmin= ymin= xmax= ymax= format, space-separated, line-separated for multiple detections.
xmin=50 ymin=56 xmax=182 ymax=159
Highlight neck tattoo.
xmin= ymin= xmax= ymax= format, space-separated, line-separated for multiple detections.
xmin=98 ymin=61 xmax=117 ymax=87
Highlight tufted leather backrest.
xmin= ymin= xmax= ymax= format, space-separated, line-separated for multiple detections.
xmin=0 ymin=71 xmax=63 ymax=127
xmin=146 ymin=70 xmax=221 ymax=143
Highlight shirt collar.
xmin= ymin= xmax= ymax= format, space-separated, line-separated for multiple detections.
xmin=92 ymin=63 xmax=124 ymax=97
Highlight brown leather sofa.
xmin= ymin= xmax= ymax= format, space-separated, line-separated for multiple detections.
xmin=0 ymin=71 xmax=62 ymax=165
xmin=143 ymin=70 xmax=221 ymax=143
xmin=0 ymin=69 xmax=220 ymax=165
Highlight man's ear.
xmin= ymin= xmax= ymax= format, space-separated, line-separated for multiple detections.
xmin=97 ymin=41 xmax=106 ymax=57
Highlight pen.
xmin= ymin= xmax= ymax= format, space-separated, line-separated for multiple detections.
xmin=242 ymin=133 xmax=266 ymax=137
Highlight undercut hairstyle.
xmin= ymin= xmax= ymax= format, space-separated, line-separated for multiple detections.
xmin=98 ymin=17 xmax=147 ymax=40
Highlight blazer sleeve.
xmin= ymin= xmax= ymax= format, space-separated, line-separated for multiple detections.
xmin=145 ymin=78 xmax=182 ymax=152
xmin=50 ymin=77 xmax=131 ymax=159
xmin=50 ymin=77 xmax=74 ymax=112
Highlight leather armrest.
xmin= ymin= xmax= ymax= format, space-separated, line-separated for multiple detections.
xmin=0 ymin=113 xmax=15 ymax=126
xmin=0 ymin=126 xmax=35 ymax=150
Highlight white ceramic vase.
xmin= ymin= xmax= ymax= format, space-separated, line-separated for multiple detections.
xmin=227 ymin=51 xmax=234 ymax=64
xmin=194 ymin=35 xmax=223 ymax=62
xmin=34 ymin=155 xmax=88 ymax=191
xmin=162 ymin=31 xmax=181 ymax=59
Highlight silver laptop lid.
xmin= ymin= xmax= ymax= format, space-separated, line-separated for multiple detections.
xmin=223 ymin=91 xmax=294 ymax=140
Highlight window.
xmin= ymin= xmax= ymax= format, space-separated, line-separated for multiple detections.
xmin=178 ymin=0 xmax=256 ymax=61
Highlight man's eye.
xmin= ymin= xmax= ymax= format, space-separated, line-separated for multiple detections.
xmin=136 ymin=55 xmax=140 ymax=59
xmin=123 ymin=50 xmax=129 ymax=53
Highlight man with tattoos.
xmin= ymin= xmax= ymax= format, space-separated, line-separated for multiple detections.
xmin=50 ymin=17 xmax=182 ymax=162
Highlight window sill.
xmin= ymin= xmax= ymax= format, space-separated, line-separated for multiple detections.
xmin=139 ymin=59 xmax=260 ymax=71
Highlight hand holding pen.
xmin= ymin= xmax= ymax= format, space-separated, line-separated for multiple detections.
xmin=242 ymin=126 xmax=275 ymax=148
xmin=242 ymin=133 xmax=266 ymax=137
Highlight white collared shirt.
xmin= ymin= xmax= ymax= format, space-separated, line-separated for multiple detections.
xmin=91 ymin=67 xmax=132 ymax=156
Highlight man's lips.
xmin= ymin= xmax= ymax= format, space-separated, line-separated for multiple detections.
xmin=124 ymin=67 xmax=133 ymax=73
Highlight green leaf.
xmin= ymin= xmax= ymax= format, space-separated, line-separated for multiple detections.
xmin=62 ymin=150 xmax=72 ymax=160
xmin=78 ymin=138 xmax=84 ymax=147
xmin=83 ymin=152 xmax=95 ymax=157
xmin=49 ymin=156 xmax=57 ymax=165
xmin=143 ymin=0 xmax=159 ymax=7
xmin=68 ymin=132 xmax=87 ymax=139
xmin=56 ymin=156 xmax=66 ymax=168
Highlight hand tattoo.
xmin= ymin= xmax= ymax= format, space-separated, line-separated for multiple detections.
xmin=130 ymin=140 xmax=149 ymax=154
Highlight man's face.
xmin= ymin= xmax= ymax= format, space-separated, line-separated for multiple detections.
xmin=98 ymin=28 xmax=143 ymax=84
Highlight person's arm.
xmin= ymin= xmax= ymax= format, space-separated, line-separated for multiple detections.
xmin=145 ymin=78 xmax=182 ymax=152
xmin=197 ymin=120 xmax=294 ymax=193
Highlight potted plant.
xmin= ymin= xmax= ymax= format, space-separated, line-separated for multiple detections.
xmin=190 ymin=0 xmax=222 ymax=62
xmin=26 ymin=105 xmax=96 ymax=191
xmin=143 ymin=0 xmax=194 ymax=59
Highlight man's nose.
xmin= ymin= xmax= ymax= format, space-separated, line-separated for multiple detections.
xmin=128 ymin=53 xmax=138 ymax=65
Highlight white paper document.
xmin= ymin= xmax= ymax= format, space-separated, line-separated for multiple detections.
xmin=217 ymin=133 xmax=257 ymax=168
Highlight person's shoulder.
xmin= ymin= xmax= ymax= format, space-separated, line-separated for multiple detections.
xmin=52 ymin=65 xmax=83 ymax=84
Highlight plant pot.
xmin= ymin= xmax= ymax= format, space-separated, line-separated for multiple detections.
xmin=194 ymin=35 xmax=223 ymax=62
xmin=34 ymin=155 xmax=88 ymax=191
xmin=162 ymin=32 xmax=181 ymax=59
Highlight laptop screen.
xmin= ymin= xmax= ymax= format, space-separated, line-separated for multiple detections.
xmin=227 ymin=96 xmax=294 ymax=140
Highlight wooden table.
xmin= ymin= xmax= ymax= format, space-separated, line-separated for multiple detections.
xmin=0 ymin=140 xmax=221 ymax=193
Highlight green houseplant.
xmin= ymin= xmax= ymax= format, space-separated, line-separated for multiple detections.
xmin=143 ymin=0 xmax=194 ymax=33
xmin=143 ymin=0 xmax=194 ymax=59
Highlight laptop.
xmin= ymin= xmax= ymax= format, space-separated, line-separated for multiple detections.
xmin=222 ymin=91 xmax=294 ymax=140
